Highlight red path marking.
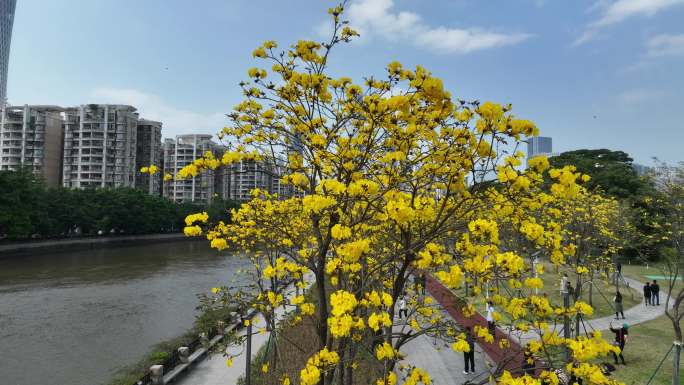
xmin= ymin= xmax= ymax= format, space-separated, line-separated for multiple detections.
xmin=426 ymin=275 xmax=527 ymax=373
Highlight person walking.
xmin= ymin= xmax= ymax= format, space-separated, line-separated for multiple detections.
xmin=609 ymin=322 xmax=629 ymax=365
xmin=486 ymin=300 xmax=496 ymax=335
xmin=643 ymin=282 xmax=652 ymax=306
xmin=397 ymin=293 xmax=408 ymax=319
xmin=614 ymin=290 xmax=625 ymax=320
xmin=651 ymin=280 xmax=660 ymax=306
xmin=463 ymin=326 xmax=475 ymax=375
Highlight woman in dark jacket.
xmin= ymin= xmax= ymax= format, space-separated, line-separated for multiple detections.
xmin=614 ymin=290 xmax=625 ymax=319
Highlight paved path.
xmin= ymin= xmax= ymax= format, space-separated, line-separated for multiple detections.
xmin=175 ymin=275 xmax=666 ymax=385
xmin=175 ymin=280 xmax=307 ymax=385
xmin=515 ymin=276 xmax=672 ymax=345
xmin=582 ymin=276 xmax=669 ymax=331
xmin=397 ymin=320 xmax=493 ymax=385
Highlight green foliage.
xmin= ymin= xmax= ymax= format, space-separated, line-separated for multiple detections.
xmin=149 ymin=351 xmax=170 ymax=363
xmin=106 ymin=330 xmax=198 ymax=385
xmin=549 ymin=149 xmax=653 ymax=199
xmin=0 ymin=169 xmax=238 ymax=240
xmin=548 ymin=150 xmax=669 ymax=261
xmin=106 ymin=302 xmax=238 ymax=385
xmin=0 ymin=167 xmax=45 ymax=237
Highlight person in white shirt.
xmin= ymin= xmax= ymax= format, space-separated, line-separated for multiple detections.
xmin=560 ymin=273 xmax=568 ymax=295
xmin=486 ymin=300 xmax=495 ymax=335
xmin=398 ymin=294 xmax=408 ymax=319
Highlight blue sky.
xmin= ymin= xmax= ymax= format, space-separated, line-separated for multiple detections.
xmin=7 ymin=0 xmax=684 ymax=164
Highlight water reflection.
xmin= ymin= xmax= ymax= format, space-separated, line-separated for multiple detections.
xmin=0 ymin=240 xmax=249 ymax=385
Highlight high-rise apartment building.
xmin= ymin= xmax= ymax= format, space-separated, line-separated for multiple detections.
xmin=135 ymin=119 xmax=162 ymax=195
xmin=216 ymin=158 xmax=302 ymax=202
xmin=0 ymin=0 xmax=16 ymax=105
xmin=0 ymin=104 xmax=64 ymax=186
xmin=162 ymin=134 xmax=220 ymax=203
xmin=62 ymin=104 xmax=139 ymax=189
xmin=222 ymin=160 xmax=277 ymax=202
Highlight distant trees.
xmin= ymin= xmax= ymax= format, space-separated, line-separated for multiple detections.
xmin=0 ymin=168 xmax=238 ymax=240
xmin=548 ymin=149 xmax=653 ymax=199
xmin=549 ymin=149 xmax=668 ymax=260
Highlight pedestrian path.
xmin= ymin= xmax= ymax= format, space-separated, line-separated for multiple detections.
xmin=176 ymin=275 xmax=667 ymax=385
xmin=399 ymin=331 xmax=491 ymax=385
xmin=582 ymin=276 xmax=669 ymax=331
xmin=513 ymin=276 xmax=671 ymax=345
xmin=174 ymin=280 xmax=306 ymax=385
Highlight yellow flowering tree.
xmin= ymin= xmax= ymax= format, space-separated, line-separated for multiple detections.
xmin=177 ymin=3 xmax=623 ymax=385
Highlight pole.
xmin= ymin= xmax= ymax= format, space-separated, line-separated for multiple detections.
xmin=674 ymin=341 xmax=682 ymax=385
xmin=246 ymin=322 xmax=252 ymax=385
xmin=564 ymin=290 xmax=571 ymax=362
xmin=533 ymin=256 xmax=539 ymax=295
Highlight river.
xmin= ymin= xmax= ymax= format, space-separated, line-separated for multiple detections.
xmin=0 ymin=240 xmax=250 ymax=385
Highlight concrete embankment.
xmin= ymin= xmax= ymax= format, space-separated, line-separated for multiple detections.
xmin=0 ymin=233 xmax=189 ymax=258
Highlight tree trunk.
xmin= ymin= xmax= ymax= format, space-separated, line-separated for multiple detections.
xmin=673 ymin=322 xmax=682 ymax=385
xmin=315 ymin=265 xmax=329 ymax=348
xmin=673 ymin=343 xmax=681 ymax=385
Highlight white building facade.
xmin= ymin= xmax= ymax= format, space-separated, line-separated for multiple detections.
xmin=0 ymin=104 xmax=64 ymax=186
xmin=162 ymin=134 xmax=219 ymax=203
xmin=62 ymin=104 xmax=138 ymax=188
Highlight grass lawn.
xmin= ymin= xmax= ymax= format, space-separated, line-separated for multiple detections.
xmin=537 ymin=263 xmax=640 ymax=319
xmin=449 ymin=262 xmax=641 ymax=320
xmin=597 ymin=314 xmax=683 ymax=385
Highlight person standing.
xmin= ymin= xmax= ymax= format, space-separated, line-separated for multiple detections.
xmin=560 ymin=273 xmax=569 ymax=296
xmin=397 ymin=293 xmax=408 ymax=319
xmin=486 ymin=300 xmax=496 ymax=335
xmin=651 ymin=280 xmax=660 ymax=306
xmin=463 ymin=326 xmax=475 ymax=375
xmin=609 ymin=322 xmax=629 ymax=365
xmin=643 ymin=282 xmax=652 ymax=306
xmin=614 ymin=290 xmax=625 ymax=320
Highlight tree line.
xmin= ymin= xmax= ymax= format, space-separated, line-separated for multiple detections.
xmin=549 ymin=149 xmax=669 ymax=261
xmin=0 ymin=168 xmax=238 ymax=240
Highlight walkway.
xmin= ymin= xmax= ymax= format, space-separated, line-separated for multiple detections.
xmin=398 ymin=321 xmax=492 ymax=385
xmin=174 ymin=280 xmax=308 ymax=385
xmin=581 ymin=276 xmax=669 ymax=331
xmin=513 ymin=276 xmax=671 ymax=346
xmin=175 ymin=275 xmax=667 ymax=385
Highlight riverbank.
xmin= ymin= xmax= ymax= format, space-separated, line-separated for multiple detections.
xmin=0 ymin=241 xmax=248 ymax=385
xmin=0 ymin=232 xmax=187 ymax=258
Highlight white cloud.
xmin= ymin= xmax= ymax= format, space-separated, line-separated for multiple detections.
xmin=646 ymin=34 xmax=684 ymax=57
xmin=91 ymin=88 xmax=226 ymax=139
xmin=576 ymin=0 xmax=684 ymax=45
xmin=619 ymin=88 xmax=664 ymax=104
xmin=342 ymin=0 xmax=531 ymax=54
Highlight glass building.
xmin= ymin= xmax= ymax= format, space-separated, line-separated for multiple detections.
xmin=527 ymin=136 xmax=553 ymax=159
xmin=1 ymin=0 xmax=17 ymax=105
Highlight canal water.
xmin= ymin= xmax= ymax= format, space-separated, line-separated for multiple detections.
xmin=0 ymin=240 xmax=250 ymax=385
